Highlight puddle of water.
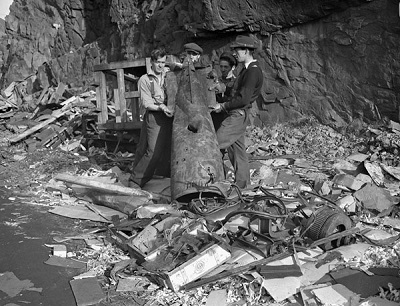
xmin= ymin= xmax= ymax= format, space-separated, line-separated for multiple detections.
xmin=0 ymin=189 xmax=81 ymax=306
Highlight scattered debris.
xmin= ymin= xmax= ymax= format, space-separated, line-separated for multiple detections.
xmin=1 ymin=78 xmax=400 ymax=305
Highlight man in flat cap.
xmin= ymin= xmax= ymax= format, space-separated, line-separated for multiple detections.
xmin=184 ymin=42 xmax=203 ymax=62
xmin=181 ymin=42 xmax=212 ymax=69
xmin=211 ymin=35 xmax=264 ymax=189
xmin=169 ymin=42 xmax=208 ymax=70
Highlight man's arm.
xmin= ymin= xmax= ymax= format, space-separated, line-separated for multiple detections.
xmin=138 ymin=76 xmax=161 ymax=112
xmin=221 ymin=67 xmax=262 ymax=111
xmin=138 ymin=75 xmax=173 ymax=116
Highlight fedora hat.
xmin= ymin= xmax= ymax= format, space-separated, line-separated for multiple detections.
xmin=230 ymin=35 xmax=257 ymax=49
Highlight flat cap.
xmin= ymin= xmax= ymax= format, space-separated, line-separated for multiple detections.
xmin=184 ymin=43 xmax=203 ymax=54
xmin=220 ymin=51 xmax=237 ymax=66
xmin=230 ymin=35 xmax=257 ymax=49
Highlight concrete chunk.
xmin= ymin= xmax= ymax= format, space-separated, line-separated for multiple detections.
xmin=354 ymin=183 xmax=394 ymax=212
xmin=332 ymin=173 xmax=365 ymax=191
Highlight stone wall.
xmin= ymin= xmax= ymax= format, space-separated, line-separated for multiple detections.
xmin=0 ymin=0 xmax=399 ymax=127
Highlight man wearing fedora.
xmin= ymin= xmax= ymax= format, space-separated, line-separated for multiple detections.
xmin=211 ymin=35 xmax=264 ymax=189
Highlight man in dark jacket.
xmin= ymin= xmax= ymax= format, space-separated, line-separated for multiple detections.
xmin=211 ymin=35 xmax=264 ymax=188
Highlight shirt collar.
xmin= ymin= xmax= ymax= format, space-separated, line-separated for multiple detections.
xmin=147 ymin=67 xmax=167 ymax=79
xmin=226 ymin=69 xmax=236 ymax=80
xmin=244 ymin=59 xmax=257 ymax=69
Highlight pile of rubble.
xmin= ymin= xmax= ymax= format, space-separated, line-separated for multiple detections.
xmin=39 ymin=127 xmax=400 ymax=306
xmin=1 ymin=81 xmax=400 ymax=306
xmin=0 ymin=80 xmax=107 ymax=153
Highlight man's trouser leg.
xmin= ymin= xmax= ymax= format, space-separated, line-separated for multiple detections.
xmin=131 ymin=118 xmax=148 ymax=171
xmin=216 ymin=109 xmax=250 ymax=188
xmin=132 ymin=111 xmax=172 ymax=187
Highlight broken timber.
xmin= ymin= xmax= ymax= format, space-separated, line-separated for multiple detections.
xmin=9 ymin=105 xmax=71 ymax=144
xmin=54 ymin=173 xmax=159 ymax=200
xmin=93 ymin=58 xmax=151 ymax=131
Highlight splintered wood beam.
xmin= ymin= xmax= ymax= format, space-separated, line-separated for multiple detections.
xmin=104 ymin=70 xmax=138 ymax=83
xmin=114 ymin=88 xmax=121 ymax=123
xmin=9 ymin=107 xmax=71 ymax=143
xmin=95 ymin=71 xmax=108 ymax=124
xmin=116 ymin=68 xmax=127 ymax=122
xmin=54 ymin=173 xmax=159 ymax=200
xmin=93 ymin=59 xmax=146 ymax=71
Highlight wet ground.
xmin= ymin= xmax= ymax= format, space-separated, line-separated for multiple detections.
xmin=0 ymin=188 xmax=83 ymax=306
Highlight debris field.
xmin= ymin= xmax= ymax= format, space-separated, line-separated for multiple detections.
xmin=1 ymin=80 xmax=400 ymax=306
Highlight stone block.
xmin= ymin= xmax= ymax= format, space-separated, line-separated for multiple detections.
xmin=354 ymin=183 xmax=394 ymax=212
xmin=355 ymin=173 xmax=373 ymax=184
xmin=332 ymin=159 xmax=357 ymax=175
xmin=347 ymin=153 xmax=369 ymax=163
xmin=332 ymin=173 xmax=365 ymax=191
xmin=336 ymin=194 xmax=356 ymax=213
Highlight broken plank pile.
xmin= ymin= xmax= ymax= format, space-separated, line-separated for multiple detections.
xmin=0 ymin=79 xmax=98 ymax=152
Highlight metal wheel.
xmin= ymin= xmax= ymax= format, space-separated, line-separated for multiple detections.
xmin=318 ymin=212 xmax=353 ymax=251
xmin=303 ymin=207 xmax=336 ymax=241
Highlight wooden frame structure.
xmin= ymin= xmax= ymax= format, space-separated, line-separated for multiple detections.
xmin=93 ymin=58 xmax=151 ymax=130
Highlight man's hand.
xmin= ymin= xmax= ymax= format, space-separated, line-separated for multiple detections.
xmin=207 ymin=69 xmax=218 ymax=80
xmin=208 ymin=81 xmax=226 ymax=94
xmin=159 ymin=104 xmax=174 ymax=117
xmin=209 ymin=103 xmax=223 ymax=113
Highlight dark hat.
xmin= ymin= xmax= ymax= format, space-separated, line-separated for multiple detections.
xmin=219 ymin=52 xmax=237 ymax=66
xmin=230 ymin=35 xmax=257 ymax=49
xmin=184 ymin=43 xmax=203 ymax=54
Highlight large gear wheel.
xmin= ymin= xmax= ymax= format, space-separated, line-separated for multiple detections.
xmin=303 ymin=207 xmax=337 ymax=241
xmin=303 ymin=207 xmax=353 ymax=251
xmin=318 ymin=212 xmax=353 ymax=250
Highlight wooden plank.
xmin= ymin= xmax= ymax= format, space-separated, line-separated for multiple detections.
xmin=9 ymin=106 xmax=71 ymax=143
xmin=132 ymin=96 xmax=141 ymax=123
xmin=125 ymin=91 xmax=140 ymax=99
xmin=1 ymin=81 xmax=16 ymax=98
xmin=96 ymin=71 xmax=108 ymax=124
xmin=130 ymin=77 xmax=140 ymax=123
xmin=97 ymin=121 xmax=142 ymax=130
xmin=117 ymin=68 xmax=127 ymax=122
xmin=37 ymin=85 xmax=49 ymax=104
xmin=93 ymin=59 xmax=146 ymax=71
xmin=104 ymin=70 xmax=138 ymax=83
xmin=114 ymin=88 xmax=121 ymax=123
xmin=54 ymin=173 xmax=157 ymax=199
xmin=48 ymin=82 xmax=66 ymax=104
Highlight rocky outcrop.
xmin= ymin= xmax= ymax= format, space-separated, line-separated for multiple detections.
xmin=0 ymin=0 xmax=399 ymax=128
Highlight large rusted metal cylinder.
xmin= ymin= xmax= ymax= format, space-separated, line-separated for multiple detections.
xmin=166 ymin=60 xmax=224 ymax=202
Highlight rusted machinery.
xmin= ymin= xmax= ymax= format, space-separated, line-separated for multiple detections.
xmin=166 ymin=58 xmax=224 ymax=202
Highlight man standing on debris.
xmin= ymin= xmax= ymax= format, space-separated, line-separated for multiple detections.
xmin=130 ymin=48 xmax=173 ymax=188
xmin=211 ymin=35 xmax=264 ymax=189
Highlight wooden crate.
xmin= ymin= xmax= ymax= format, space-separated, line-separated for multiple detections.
xmin=93 ymin=58 xmax=151 ymax=131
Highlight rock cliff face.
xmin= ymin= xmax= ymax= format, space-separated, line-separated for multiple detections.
xmin=1 ymin=0 xmax=399 ymax=127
